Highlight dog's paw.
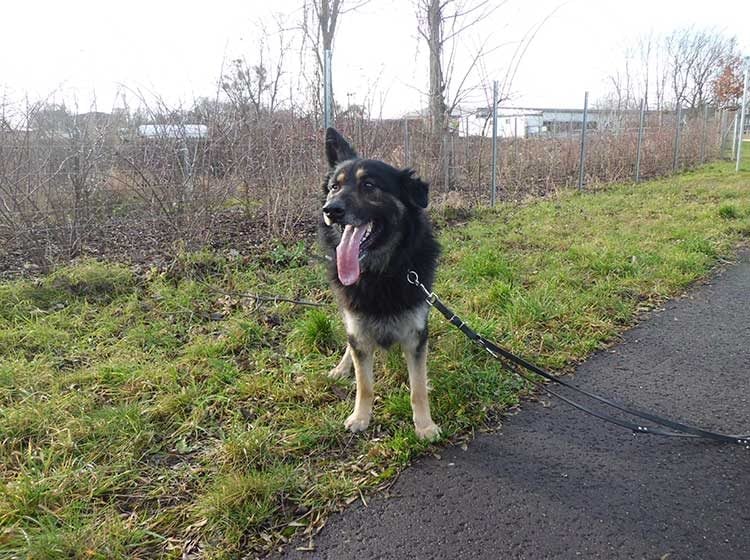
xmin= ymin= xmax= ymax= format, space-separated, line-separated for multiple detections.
xmin=344 ymin=413 xmax=371 ymax=433
xmin=328 ymin=366 xmax=352 ymax=380
xmin=414 ymin=422 xmax=442 ymax=441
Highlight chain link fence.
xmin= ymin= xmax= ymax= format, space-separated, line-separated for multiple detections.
xmin=0 ymin=101 xmax=740 ymax=274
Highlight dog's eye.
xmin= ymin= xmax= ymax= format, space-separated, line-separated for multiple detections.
xmin=329 ymin=183 xmax=340 ymax=192
xmin=362 ymin=180 xmax=375 ymax=189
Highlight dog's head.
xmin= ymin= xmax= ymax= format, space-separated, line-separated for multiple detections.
xmin=321 ymin=128 xmax=429 ymax=286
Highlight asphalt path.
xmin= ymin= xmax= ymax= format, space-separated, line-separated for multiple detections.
xmin=281 ymin=251 xmax=750 ymax=560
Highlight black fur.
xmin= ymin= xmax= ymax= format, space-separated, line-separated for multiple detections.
xmin=319 ymin=128 xmax=440 ymax=318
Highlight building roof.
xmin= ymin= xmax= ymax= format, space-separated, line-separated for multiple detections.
xmin=477 ymin=106 xmax=647 ymax=116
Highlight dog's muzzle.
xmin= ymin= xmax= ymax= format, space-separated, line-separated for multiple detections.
xmin=322 ymin=200 xmax=345 ymax=226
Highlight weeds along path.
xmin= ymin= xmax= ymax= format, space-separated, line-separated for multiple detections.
xmin=0 ymin=160 xmax=749 ymax=557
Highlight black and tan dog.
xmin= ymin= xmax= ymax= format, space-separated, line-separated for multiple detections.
xmin=319 ymin=128 xmax=441 ymax=441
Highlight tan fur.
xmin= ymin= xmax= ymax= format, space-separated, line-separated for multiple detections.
xmin=328 ymin=345 xmax=353 ymax=379
xmin=336 ymin=307 xmax=440 ymax=440
xmin=344 ymin=340 xmax=375 ymax=433
xmin=355 ymin=168 xmax=366 ymax=180
xmin=403 ymin=340 xmax=439 ymax=440
xmin=336 ymin=171 xmax=346 ymax=184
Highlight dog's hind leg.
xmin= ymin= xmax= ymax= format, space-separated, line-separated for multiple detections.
xmin=344 ymin=341 xmax=375 ymax=433
xmin=404 ymin=337 xmax=441 ymax=441
xmin=328 ymin=345 xmax=353 ymax=379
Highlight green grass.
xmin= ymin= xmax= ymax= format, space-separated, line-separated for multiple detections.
xmin=1 ymin=157 xmax=750 ymax=557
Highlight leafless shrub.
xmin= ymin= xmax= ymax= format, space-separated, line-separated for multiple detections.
xmin=0 ymin=99 xmax=124 ymax=269
xmin=0 ymin=87 xmax=729 ymax=276
xmin=112 ymin=93 xmax=235 ymax=245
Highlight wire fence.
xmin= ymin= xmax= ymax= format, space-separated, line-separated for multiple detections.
xmin=393 ymin=101 xmax=735 ymax=205
xmin=0 ymin=101 xmax=741 ymax=274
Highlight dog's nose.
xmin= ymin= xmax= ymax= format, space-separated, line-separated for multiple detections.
xmin=322 ymin=201 xmax=345 ymax=223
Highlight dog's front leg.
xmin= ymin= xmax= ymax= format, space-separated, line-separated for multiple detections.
xmin=328 ymin=344 xmax=353 ymax=379
xmin=404 ymin=338 xmax=441 ymax=441
xmin=344 ymin=340 xmax=374 ymax=433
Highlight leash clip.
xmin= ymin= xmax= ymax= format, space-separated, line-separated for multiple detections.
xmin=407 ymin=270 xmax=437 ymax=306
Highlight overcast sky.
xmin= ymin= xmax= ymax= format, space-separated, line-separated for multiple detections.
xmin=1 ymin=0 xmax=748 ymax=117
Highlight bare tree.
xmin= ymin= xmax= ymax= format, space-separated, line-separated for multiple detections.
xmin=637 ymin=33 xmax=653 ymax=109
xmin=606 ymin=48 xmax=637 ymax=112
xmin=684 ymin=32 xmax=737 ymax=108
xmin=0 ymin=99 xmax=118 ymax=266
xmin=299 ymin=0 xmax=370 ymax=122
xmin=605 ymin=28 xmax=739 ymax=110
xmin=419 ymin=0 xmax=447 ymax=136
xmin=654 ymin=37 xmax=670 ymax=112
xmin=221 ymin=21 xmax=289 ymax=121
xmin=415 ymin=0 xmax=499 ymax=137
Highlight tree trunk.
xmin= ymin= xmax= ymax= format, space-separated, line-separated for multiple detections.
xmin=427 ymin=0 xmax=447 ymax=137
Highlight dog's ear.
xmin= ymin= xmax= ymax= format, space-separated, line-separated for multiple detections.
xmin=399 ymin=168 xmax=429 ymax=209
xmin=325 ymin=128 xmax=357 ymax=168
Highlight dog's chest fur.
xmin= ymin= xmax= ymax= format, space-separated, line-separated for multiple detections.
xmin=343 ymin=305 xmax=429 ymax=350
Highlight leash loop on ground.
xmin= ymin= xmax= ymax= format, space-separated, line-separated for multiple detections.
xmin=407 ymin=270 xmax=749 ymax=446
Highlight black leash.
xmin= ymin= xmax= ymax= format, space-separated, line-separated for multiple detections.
xmin=406 ymin=270 xmax=750 ymax=446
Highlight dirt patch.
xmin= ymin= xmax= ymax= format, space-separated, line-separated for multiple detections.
xmin=0 ymin=208 xmax=320 ymax=280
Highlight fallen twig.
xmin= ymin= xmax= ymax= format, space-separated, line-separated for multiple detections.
xmin=207 ymin=285 xmax=328 ymax=308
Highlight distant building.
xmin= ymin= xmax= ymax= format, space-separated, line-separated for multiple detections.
xmin=465 ymin=107 xmax=543 ymax=138
xmin=467 ymin=106 xmax=643 ymax=138
xmin=137 ymin=124 xmax=208 ymax=140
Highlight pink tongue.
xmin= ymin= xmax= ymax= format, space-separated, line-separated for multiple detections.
xmin=336 ymin=224 xmax=368 ymax=285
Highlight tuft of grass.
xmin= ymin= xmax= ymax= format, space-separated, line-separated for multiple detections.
xmin=196 ymin=465 xmax=303 ymax=555
xmin=49 ymin=259 xmax=136 ymax=302
xmin=433 ymin=202 xmax=473 ymax=227
xmin=287 ymin=308 xmax=340 ymax=355
xmin=1 ymin=157 xmax=750 ymax=557
xmin=264 ymin=241 xmax=309 ymax=269
xmin=718 ymin=203 xmax=740 ymax=220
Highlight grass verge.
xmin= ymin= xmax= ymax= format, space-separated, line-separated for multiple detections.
xmin=1 ymin=158 xmax=749 ymax=558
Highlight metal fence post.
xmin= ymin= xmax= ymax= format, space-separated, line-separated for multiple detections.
xmin=443 ymin=133 xmax=449 ymax=191
xmin=722 ymin=109 xmax=733 ymax=158
xmin=403 ymin=118 xmax=410 ymax=167
xmin=464 ymin=115 xmax=470 ymax=165
xmin=323 ymin=49 xmax=333 ymax=129
xmin=732 ymin=113 xmax=740 ymax=159
xmin=450 ymin=131 xmax=455 ymax=187
xmin=635 ymin=98 xmax=645 ymax=183
xmin=577 ymin=91 xmax=589 ymax=190
xmin=672 ymin=104 xmax=682 ymax=173
xmin=700 ymin=104 xmax=709 ymax=164
xmin=491 ymin=80 xmax=498 ymax=206
xmin=736 ymin=55 xmax=749 ymax=172
xmin=512 ymin=117 xmax=519 ymax=189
